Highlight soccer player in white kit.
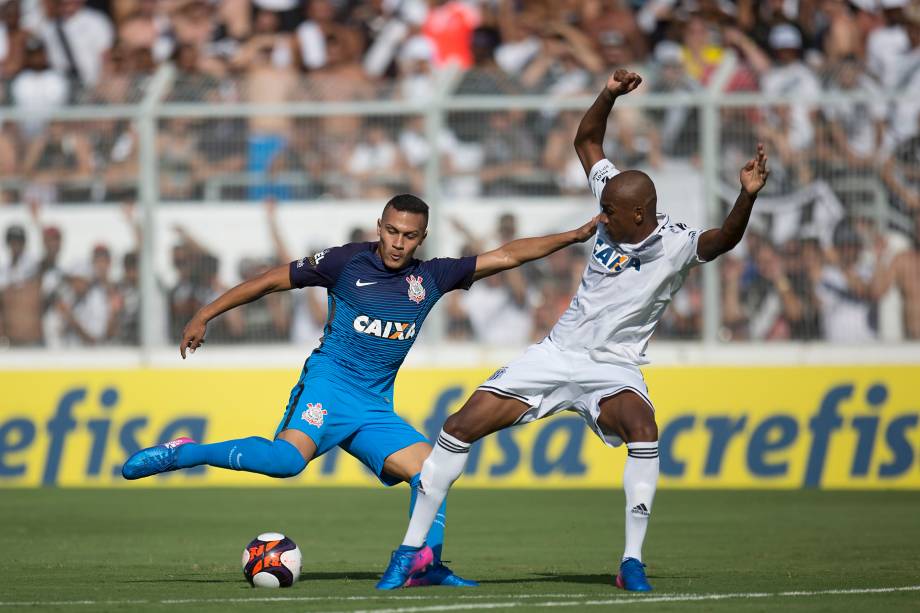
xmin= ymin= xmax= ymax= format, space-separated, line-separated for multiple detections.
xmin=378 ymin=69 xmax=770 ymax=591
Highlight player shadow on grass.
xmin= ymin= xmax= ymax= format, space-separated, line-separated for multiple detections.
xmin=478 ymin=572 xmax=690 ymax=585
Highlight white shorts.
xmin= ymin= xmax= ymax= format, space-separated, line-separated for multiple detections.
xmin=478 ymin=339 xmax=654 ymax=447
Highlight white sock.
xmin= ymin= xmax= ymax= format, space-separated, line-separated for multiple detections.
xmin=622 ymin=441 xmax=659 ymax=562
xmin=401 ymin=430 xmax=471 ymax=548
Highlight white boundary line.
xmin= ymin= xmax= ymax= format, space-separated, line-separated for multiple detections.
xmin=321 ymin=586 xmax=920 ymax=613
xmin=1 ymin=585 xmax=918 ymax=609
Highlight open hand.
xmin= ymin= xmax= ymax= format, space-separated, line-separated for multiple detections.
xmin=606 ymin=69 xmax=642 ymax=97
xmin=180 ymin=316 xmax=207 ymax=359
xmin=741 ymin=143 xmax=770 ymax=196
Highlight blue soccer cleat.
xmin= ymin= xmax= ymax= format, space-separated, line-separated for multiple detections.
xmin=375 ymin=546 xmax=434 ymax=590
xmin=121 ymin=437 xmax=196 ymax=480
xmin=616 ymin=557 xmax=652 ymax=591
xmin=405 ymin=562 xmax=479 ymax=587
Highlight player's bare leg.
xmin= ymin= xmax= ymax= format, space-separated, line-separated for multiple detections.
xmin=597 ymin=391 xmax=659 ymax=591
xmin=377 ymin=391 xmax=528 ymax=589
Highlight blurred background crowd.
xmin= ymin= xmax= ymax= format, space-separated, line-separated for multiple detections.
xmin=1 ymin=0 xmax=919 ymax=348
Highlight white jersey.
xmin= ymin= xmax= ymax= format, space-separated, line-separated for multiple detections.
xmin=548 ymin=159 xmax=706 ymax=365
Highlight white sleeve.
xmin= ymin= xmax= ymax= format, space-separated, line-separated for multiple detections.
xmin=587 ymin=158 xmax=620 ymax=205
xmin=666 ymin=223 xmax=706 ymax=271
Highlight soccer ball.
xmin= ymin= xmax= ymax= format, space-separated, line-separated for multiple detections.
xmin=241 ymin=532 xmax=302 ymax=588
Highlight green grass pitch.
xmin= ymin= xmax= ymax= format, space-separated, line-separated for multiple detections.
xmin=2 ymin=488 xmax=919 ymax=612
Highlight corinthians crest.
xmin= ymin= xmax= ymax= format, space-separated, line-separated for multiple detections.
xmin=301 ymin=403 xmax=327 ymax=428
xmin=406 ymin=274 xmax=426 ymax=304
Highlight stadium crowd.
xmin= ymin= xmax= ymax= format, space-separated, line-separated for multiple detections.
xmin=1 ymin=0 xmax=919 ymax=346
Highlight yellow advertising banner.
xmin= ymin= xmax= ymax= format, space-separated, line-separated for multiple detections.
xmin=0 ymin=366 xmax=917 ymax=488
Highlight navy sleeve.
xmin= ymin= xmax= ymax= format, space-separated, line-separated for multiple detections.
xmin=289 ymin=242 xmax=370 ymax=289
xmin=427 ymin=256 xmax=477 ymax=293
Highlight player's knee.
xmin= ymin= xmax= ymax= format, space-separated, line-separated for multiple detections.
xmin=624 ymin=421 xmax=658 ymax=443
xmin=268 ymin=440 xmax=308 ymax=478
xmin=442 ymin=412 xmax=479 ymax=444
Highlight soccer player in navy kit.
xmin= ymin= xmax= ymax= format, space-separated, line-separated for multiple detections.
xmin=122 ymin=194 xmax=599 ymax=588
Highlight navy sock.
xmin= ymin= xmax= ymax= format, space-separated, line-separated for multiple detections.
xmin=176 ymin=437 xmax=306 ymax=478
xmin=410 ymin=472 xmax=447 ymax=562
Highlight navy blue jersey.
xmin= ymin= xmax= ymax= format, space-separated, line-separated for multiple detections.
xmin=289 ymin=242 xmax=476 ymax=401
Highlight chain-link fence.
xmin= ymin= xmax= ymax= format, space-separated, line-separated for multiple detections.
xmin=0 ymin=66 xmax=918 ymax=354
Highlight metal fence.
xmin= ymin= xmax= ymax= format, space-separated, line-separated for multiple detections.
xmin=1 ymin=62 xmax=918 ymax=357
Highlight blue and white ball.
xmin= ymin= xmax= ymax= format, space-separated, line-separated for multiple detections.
xmin=241 ymin=532 xmax=302 ymax=588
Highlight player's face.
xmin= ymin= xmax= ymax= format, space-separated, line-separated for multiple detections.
xmin=600 ymin=200 xmax=633 ymax=243
xmin=377 ymin=210 xmax=427 ymax=269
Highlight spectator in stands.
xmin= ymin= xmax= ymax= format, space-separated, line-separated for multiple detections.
xmin=264 ymin=198 xmax=324 ymax=346
xmin=0 ymin=224 xmax=41 ymax=346
xmin=479 ymin=111 xmax=541 ymax=196
xmin=395 ymin=36 xmax=437 ymax=100
xmin=814 ymin=0 xmax=862 ymax=63
xmin=22 ymin=120 xmax=94 ymax=202
xmin=823 ymin=56 xmax=887 ymax=171
xmin=169 ymin=43 xmax=224 ymax=102
xmin=648 ymin=41 xmax=701 ymax=158
xmin=454 ymin=26 xmax=519 ymax=96
xmin=54 ymin=244 xmax=120 ymax=346
xmin=296 ymin=0 xmax=362 ymax=71
xmin=236 ymin=256 xmax=291 ymax=342
xmin=881 ymin=135 xmax=920 ymax=213
xmin=168 ymin=227 xmax=244 ymax=343
xmin=814 ymin=221 xmax=878 ymax=343
xmin=530 ymin=244 xmax=585 ymax=341
xmin=448 ymin=214 xmax=532 ymax=345
xmin=679 ymin=14 xmax=725 ymax=85
xmin=193 ymin=115 xmax=248 ymax=199
xmin=422 ymin=0 xmax=480 ymax=69
xmin=870 ymin=215 xmax=920 ymax=339
xmin=253 ymin=0 xmax=304 ymax=33
xmin=39 ymin=0 xmax=114 ymax=91
xmin=886 ymin=11 xmax=920 ymax=150
xmin=112 ymin=250 xmax=140 ymax=345
xmin=347 ymin=122 xmax=410 ymax=198
xmin=158 ymin=118 xmax=204 ymax=200
xmin=0 ymin=0 xmax=27 ymax=79
xmin=543 ymin=111 xmax=588 ymax=195
xmin=235 ymin=9 xmax=298 ymax=200
xmin=751 ymin=241 xmax=820 ymax=340
xmin=733 ymin=24 xmax=821 ymax=188
xmin=867 ymin=0 xmax=911 ymax=90
xmin=586 ymin=0 xmax=647 ymax=66
xmin=170 ymin=0 xmax=235 ymax=64
xmin=494 ymin=1 xmax=541 ymax=76
xmin=516 ymin=22 xmax=601 ymax=96
xmin=11 ymin=37 xmax=69 ymax=138
xmin=363 ymin=1 xmax=430 ymax=81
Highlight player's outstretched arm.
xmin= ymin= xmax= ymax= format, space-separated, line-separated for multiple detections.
xmin=697 ymin=144 xmax=770 ymax=262
xmin=573 ymin=69 xmax=642 ymax=176
xmin=179 ymin=264 xmax=292 ymax=358
xmin=472 ymin=215 xmax=602 ymax=282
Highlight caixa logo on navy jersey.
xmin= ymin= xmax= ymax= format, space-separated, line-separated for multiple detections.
xmin=353 ymin=315 xmax=417 ymax=340
xmin=592 ymin=235 xmax=641 ymax=274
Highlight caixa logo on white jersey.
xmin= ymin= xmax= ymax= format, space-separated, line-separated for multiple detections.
xmin=592 ymin=235 xmax=641 ymax=274
xmin=353 ymin=315 xmax=417 ymax=340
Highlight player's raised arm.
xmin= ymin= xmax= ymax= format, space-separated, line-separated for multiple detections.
xmin=697 ymin=144 xmax=770 ymax=262
xmin=574 ymin=69 xmax=642 ymax=176
xmin=179 ymin=264 xmax=292 ymax=358
xmin=472 ymin=216 xmax=602 ymax=282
